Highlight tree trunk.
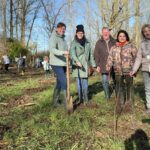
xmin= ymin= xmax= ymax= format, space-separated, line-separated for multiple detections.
xmin=10 ymin=0 xmax=13 ymax=39
xmin=2 ymin=0 xmax=7 ymax=43
xmin=135 ymin=0 xmax=140 ymax=46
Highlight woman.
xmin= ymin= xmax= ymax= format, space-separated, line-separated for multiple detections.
xmin=131 ymin=24 xmax=150 ymax=114
xmin=106 ymin=30 xmax=137 ymax=112
xmin=70 ymin=25 xmax=96 ymax=105
xmin=49 ymin=22 xmax=69 ymax=107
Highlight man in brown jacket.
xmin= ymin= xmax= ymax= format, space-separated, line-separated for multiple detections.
xmin=94 ymin=27 xmax=116 ymax=100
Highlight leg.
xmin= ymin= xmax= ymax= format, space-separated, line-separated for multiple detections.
xmin=101 ymin=73 xmax=110 ymax=100
xmin=124 ymin=75 xmax=134 ymax=112
xmin=143 ymin=72 xmax=150 ymax=112
xmin=125 ymin=75 xmax=134 ymax=103
xmin=115 ymin=75 xmax=125 ymax=107
xmin=51 ymin=66 xmax=67 ymax=108
xmin=76 ymin=77 xmax=83 ymax=102
xmin=82 ymin=78 xmax=88 ymax=103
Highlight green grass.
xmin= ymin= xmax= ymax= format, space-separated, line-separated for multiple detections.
xmin=0 ymin=73 xmax=150 ymax=150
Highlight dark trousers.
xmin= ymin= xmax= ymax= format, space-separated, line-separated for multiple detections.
xmin=115 ymin=75 xmax=134 ymax=105
xmin=51 ymin=66 xmax=67 ymax=90
xmin=5 ymin=64 xmax=9 ymax=71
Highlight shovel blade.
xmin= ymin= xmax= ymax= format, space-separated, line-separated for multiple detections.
xmin=66 ymin=96 xmax=73 ymax=114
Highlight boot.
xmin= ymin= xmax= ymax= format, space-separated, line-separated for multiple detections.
xmin=52 ymin=88 xmax=60 ymax=107
xmin=59 ymin=90 xmax=67 ymax=108
xmin=83 ymin=91 xmax=88 ymax=106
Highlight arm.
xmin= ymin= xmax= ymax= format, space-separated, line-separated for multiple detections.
xmin=131 ymin=45 xmax=138 ymax=62
xmin=89 ymin=43 xmax=96 ymax=67
xmin=106 ymin=47 xmax=113 ymax=71
xmin=132 ymin=46 xmax=142 ymax=74
xmin=94 ymin=42 xmax=100 ymax=67
xmin=70 ymin=42 xmax=80 ymax=64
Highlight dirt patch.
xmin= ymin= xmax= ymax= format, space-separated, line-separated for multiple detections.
xmin=6 ymin=95 xmax=33 ymax=108
xmin=74 ymin=102 xmax=100 ymax=112
xmin=23 ymin=86 xmax=49 ymax=95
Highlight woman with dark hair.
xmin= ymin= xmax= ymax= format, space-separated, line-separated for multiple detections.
xmin=70 ymin=25 xmax=96 ymax=105
xmin=106 ymin=30 xmax=137 ymax=112
xmin=131 ymin=24 xmax=150 ymax=114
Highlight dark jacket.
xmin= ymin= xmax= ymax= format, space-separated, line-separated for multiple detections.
xmin=94 ymin=36 xmax=116 ymax=73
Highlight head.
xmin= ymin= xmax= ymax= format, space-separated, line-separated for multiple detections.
xmin=141 ymin=24 xmax=150 ymax=40
xmin=76 ymin=25 xmax=85 ymax=39
xmin=102 ymin=27 xmax=110 ymax=40
xmin=117 ymin=30 xmax=130 ymax=43
xmin=56 ymin=22 xmax=66 ymax=36
xmin=44 ymin=56 xmax=49 ymax=61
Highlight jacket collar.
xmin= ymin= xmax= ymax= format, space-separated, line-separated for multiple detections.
xmin=74 ymin=38 xmax=89 ymax=48
xmin=100 ymin=35 xmax=114 ymax=42
xmin=54 ymin=30 xmax=65 ymax=38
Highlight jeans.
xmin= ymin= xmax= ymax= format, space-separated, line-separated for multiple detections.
xmin=51 ymin=66 xmax=67 ymax=90
xmin=76 ymin=78 xmax=88 ymax=102
xmin=101 ymin=73 xmax=110 ymax=100
xmin=143 ymin=72 xmax=150 ymax=109
xmin=115 ymin=75 xmax=134 ymax=106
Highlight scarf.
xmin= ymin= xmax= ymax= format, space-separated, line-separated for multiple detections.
xmin=75 ymin=36 xmax=86 ymax=46
xmin=117 ymin=41 xmax=128 ymax=47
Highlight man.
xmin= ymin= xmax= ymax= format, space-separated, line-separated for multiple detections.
xmin=94 ymin=27 xmax=116 ymax=100
xmin=49 ymin=22 xmax=69 ymax=107
xmin=131 ymin=24 xmax=150 ymax=114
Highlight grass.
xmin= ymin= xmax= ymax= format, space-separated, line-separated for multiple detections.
xmin=0 ymin=72 xmax=150 ymax=150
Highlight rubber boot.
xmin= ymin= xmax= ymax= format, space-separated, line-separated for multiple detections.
xmin=59 ymin=90 xmax=67 ymax=108
xmin=52 ymin=88 xmax=60 ymax=107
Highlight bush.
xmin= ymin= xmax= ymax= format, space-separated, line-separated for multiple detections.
xmin=7 ymin=39 xmax=29 ymax=59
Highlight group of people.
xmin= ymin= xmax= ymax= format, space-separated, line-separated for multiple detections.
xmin=49 ymin=22 xmax=150 ymax=114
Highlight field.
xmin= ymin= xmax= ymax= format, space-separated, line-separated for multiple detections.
xmin=0 ymin=69 xmax=150 ymax=150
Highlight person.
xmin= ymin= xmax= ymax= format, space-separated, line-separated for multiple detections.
xmin=130 ymin=24 xmax=150 ymax=114
xmin=18 ymin=56 xmax=26 ymax=75
xmin=94 ymin=27 xmax=116 ymax=100
xmin=70 ymin=25 xmax=96 ymax=105
xmin=49 ymin=22 xmax=69 ymax=107
xmin=35 ymin=57 xmax=41 ymax=68
xmin=42 ymin=56 xmax=50 ymax=78
xmin=2 ymin=54 xmax=10 ymax=72
xmin=106 ymin=30 xmax=137 ymax=111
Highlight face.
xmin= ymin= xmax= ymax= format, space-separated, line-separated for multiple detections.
xmin=76 ymin=32 xmax=84 ymax=39
xmin=118 ymin=33 xmax=127 ymax=43
xmin=143 ymin=27 xmax=150 ymax=39
xmin=56 ymin=26 xmax=66 ymax=36
xmin=102 ymin=29 xmax=110 ymax=40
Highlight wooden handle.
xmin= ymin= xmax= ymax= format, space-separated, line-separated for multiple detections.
xmin=66 ymin=55 xmax=70 ymax=98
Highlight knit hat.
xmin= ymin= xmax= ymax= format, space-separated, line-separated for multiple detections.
xmin=76 ymin=25 xmax=84 ymax=33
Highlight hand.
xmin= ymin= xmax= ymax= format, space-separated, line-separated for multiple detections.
xmin=76 ymin=62 xmax=82 ymax=68
xmin=63 ymin=51 xmax=69 ymax=56
xmin=96 ymin=66 xmax=101 ymax=73
xmin=129 ymin=71 xmax=135 ymax=77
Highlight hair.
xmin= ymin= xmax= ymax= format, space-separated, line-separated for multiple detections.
xmin=57 ymin=22 xmax=66 ymax=29
xmin=117 ymin=30 xmax=130 ymax=42
xmin=141 ymin=24 xmax=150 ymax=39
xmin=102 ymin=27 xmax=110 ymax=31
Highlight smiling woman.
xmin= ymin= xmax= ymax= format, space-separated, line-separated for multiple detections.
xmin=106 ymin=30 xmax=137 ymax=113
xmin=49 ymin=22 xmax=69 ymax=108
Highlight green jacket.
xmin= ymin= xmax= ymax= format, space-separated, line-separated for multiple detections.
xmin=70 ymin=39 xmax=96 ymax=78
xmin=49 ymin=31 xmax=68 ymax=66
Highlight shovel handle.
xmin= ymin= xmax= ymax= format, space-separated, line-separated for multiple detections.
xmin=66 ymin=55 xmax=70 ymax=98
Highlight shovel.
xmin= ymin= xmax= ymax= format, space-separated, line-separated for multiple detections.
xmin=66 ymin=55 xmax=73 ymax=113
